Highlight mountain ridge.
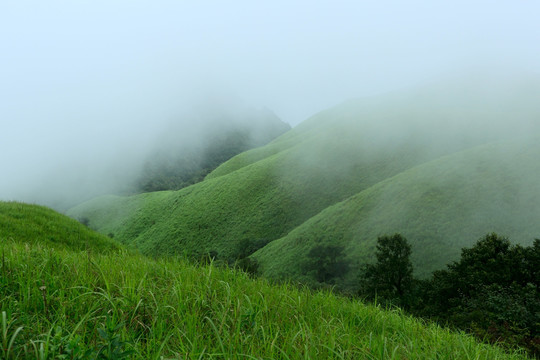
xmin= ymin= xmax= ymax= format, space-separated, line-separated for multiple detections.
xmin=67 ymin=75 xmax=540 ymax=281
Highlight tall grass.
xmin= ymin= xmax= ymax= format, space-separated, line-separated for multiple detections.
xmin=0 ymin=239 xmax=529 ymax=359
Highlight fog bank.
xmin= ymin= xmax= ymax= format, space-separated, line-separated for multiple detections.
xmin=1 ymin=1 xmax=539 ymax=209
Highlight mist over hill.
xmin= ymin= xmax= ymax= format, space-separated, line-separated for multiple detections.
xmin=136 ymin=107 xmax=290 ymax=192
xmin=68 ymin=73 xmax=540 ymax=282
xmin=254 ymin=136 xmax=540 ymax=282
xmin=4 ymin=1 xmax=540 ymax=357
xmin=0 ymin=103 xmax=289 ymax=210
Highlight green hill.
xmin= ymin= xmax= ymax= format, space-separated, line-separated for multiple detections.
xmin=253 ymin=137 xmax=540 ymax=284
xmin=67 ymin=75 xmax=540 ymax=275
xmin=67 ymin=126 xmax=441 ymax=259
xmin=135 ymin=107 xmax=291 ymax=192
xmin=0 ymin=201 xmax=121 ymax=253
xmin=0 ymin=213 xmax=529 ymax=358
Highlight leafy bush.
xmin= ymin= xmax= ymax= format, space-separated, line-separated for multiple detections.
xmin=417 ymin=234 xmax=540 ymax=356
xmin=303 ymin=245 xmax=350 ymax=284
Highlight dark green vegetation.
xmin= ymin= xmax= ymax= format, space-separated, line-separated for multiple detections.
xmin=135 ymin=108 xmax=290 ymax=192
xmin=356 ymin=233 xmax=540 ymax=356
xmin=302 ymin=245 xmax=350 ymax=284
xmin=0 ymin=202 xmax=531 ymax=359
xmin=417 ymin=234 xmax=540 ymax=356
xmin=68 ymin=76 xmax=540 ymax=284
xmin=361 ymin=234 xmax=414 ymax=301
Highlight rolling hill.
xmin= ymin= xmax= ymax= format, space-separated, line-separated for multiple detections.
xmin=67 ymin=74 xmax=540 ymax=281
xmin=135 ymin=107 xmax=291 ymax=192
xmin=0 ymin=201 xmax=121 ymax=253
xmin=254 ymin=137 xmax=540 ymax=283
xmin=0 ymin=202 xmax=530 ymax=358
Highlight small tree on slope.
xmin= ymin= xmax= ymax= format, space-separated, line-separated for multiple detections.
xmin=362 ymin=233 xmax=414 ymax=304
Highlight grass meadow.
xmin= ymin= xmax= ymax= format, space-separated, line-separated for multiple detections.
xmin=1 ymin=236 xmax=530 ymax=359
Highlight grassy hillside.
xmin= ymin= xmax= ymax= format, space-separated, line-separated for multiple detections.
xmin=136 ymin=108 xmax=291 ymax=192
xmin=67 ymin=75 xmax=540 ymax=273
xmin=68 ymin=133 xmax=439 ymax=259
xmin=0 ymin=216 xmax=530 ymax=358
xmin=210 ymin=74 xmax=540 ymax=179
xmin=0 ymin=202 xmax=121 ymax=253
xmin=254 ymin=137 xmax=540 ymax=283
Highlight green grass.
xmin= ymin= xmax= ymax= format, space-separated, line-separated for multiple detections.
xmin=0 ymin=229 xmax=531 ymax=358
xmin=0 ymin=202 xmax=121 ymax=253
xmin=254 ymin=138 xmax=540 ymax=283
xmin=67 ymin=76 xmax=540 ymax=278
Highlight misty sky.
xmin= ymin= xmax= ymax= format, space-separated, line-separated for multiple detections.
xmin=1 ymin=1 xmax=540 ymax=206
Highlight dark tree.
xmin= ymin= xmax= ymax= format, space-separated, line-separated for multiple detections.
xmin=303 ymin=245 xmax=350 ymax=284
xmin=528 ymin=239 xmax=540 ymax=291
xmin=78 ymin=217 xmax=90 ymax=228
xmin=234 ymin=238 xmax=271 ymax=261
xmin=424 ymin=233 xmax=522 ymax=316
xmin=362 ymin=234 xmax=413 ymax=301
xmin=235 ymin=257 xmax=260 ymax=277
xmin=419 ymin=233 xmax=540 ymax=356
xmin=229 ymin=238 xmax=271 ymax=277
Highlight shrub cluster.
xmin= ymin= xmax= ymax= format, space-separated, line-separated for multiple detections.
xmin=304 ymin=233 xmax=539 ymax=356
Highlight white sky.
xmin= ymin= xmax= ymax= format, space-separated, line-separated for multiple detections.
xmin=1 ymin=1 xmax=539 ymax=205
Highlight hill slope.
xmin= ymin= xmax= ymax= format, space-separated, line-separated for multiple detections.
xmin=0 ymin=212 xmax=529 ymax=359
xmin=136 ymin=107 xmax=291 ymax=192
xmin=254 ymin=137 xmax=540 ymax=283
xmin=0 ymin=201 xmax=121 ymax=253
xmin=67 ymin=74 xmax=540 ymax=273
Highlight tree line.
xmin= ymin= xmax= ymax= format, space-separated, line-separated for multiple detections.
xmin=188 ymin=232 xmax=539 ymax=356
xmin=304 ymin=233 xmax=540 ymax=357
